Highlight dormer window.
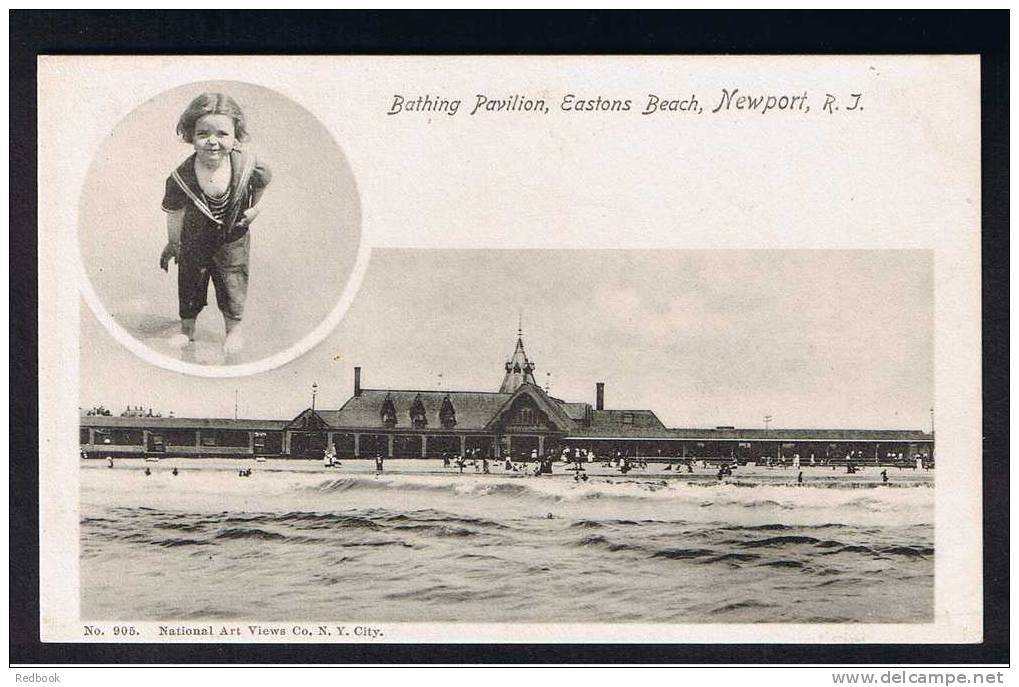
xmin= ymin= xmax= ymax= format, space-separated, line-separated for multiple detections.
xmin=409 ymin=395 xmax=427 ymax=428
xmin=381 ymin=396 xmax=397 ymax=427
xmin=439 ymin=396 xmax=457 ymax=428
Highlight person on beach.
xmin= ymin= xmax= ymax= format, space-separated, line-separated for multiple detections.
xmin=107 ymin=456 xmax=114 ymax=469
xmin=144 ymin=468 xmax=151 ymax=476
xmin=797 ymin=471 xmax=803 ymax=484
xmin=159 ymin=93 xmax=272 ymax=354
xmin=172 ymin=467 xmax=178 ymax=476
xmin=881 ymin=469 xmax=889 ymax=484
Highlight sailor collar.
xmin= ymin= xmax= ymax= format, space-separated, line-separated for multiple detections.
xmin=171 ymin=150 xmax=256 ymax=226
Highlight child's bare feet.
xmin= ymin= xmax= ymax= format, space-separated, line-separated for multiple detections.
xmin=168 ymin=318 xmax=196 ymax=349
xmin=167 ymin=333 xmax=191 ymax=348
xmin=223 ymin=320 xmax=244 ymax=355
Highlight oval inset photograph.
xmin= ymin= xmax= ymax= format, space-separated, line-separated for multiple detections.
xmin=78 ymin=80 xmax=363 ymax=376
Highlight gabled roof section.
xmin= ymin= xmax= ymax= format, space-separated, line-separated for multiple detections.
xmin=484 ymin=383 xmax=574 ymax=432
xmin=284 ymin=408 xmax=333 ymax=431
xmin=328 ymin=389 xmax=511 ymax=431
xmin=557 ymin=402 xmax=591 ymax=421
xmin=565 ymin=409 xmax=674 ymax=438
xmin=593 ymin=409 xmax=666 ymax=430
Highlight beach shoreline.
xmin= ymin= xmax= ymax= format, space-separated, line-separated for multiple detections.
xmin=81 ymin=456 xmax=933 ymax=486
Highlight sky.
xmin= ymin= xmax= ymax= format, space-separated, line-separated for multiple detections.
xmin=80 ymin=248 xmax=933 ymax=431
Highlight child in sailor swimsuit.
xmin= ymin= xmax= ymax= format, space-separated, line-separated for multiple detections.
xmin=159 ymin=93 xmax=271 ymax=354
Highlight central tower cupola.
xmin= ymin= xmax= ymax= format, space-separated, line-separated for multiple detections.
xmin=498 ymin=320 xmax=537 ymax=393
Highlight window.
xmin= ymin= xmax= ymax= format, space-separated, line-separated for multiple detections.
xmin=165 ymin=429 xmax=197 ymax=446
xmin=381 ymin=397 xmax=397 ymax=427
xmin=215 ymin=430 xmax=250 ymax=447
xmin=260 ymin=431 xmax=283 ymax=454
xmin=359 ymin=434 xmax=389 ymax=457
xmin=622 ymin=413 xmax=634 ymax=425
xmin=409 ymin=396 xmax=427 ymax=428
xmin=85 ymin=428 xmax=142 ymax=445
xmin=439 ymin=396 xmax=457 ymax=428
xmin=510 ymin=406 xmax=537 ymax=426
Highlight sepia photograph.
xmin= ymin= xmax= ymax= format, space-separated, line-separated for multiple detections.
xmin=77 ymin=249 xmax=936 ymax=625
xmin=76 ymin=80 xmax=362 ymax=372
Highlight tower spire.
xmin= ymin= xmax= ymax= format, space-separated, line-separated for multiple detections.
xmin=499 ymin=322 xmax=537 ymax=393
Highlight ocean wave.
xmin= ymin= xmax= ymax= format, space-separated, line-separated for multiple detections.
xmin=880 ymin=545 xmax=933 ymax=558
xmin=391 ymin=523 xmax=483 ymax=538
xmin=651 ymin=547 xmax=719 ymax=560
xmin=756 ymin=559 xmax=806 ymax=569
xmin=301 ymin=475 xmax=933 ymax=511
xmin=573 ymin=535 xmax=643 ymax=554
xmin=153 ymin=537 xmax=208 ymax=548
xmin=152 ymin=521 xmax=206 ymax=532
xmin=214 ymin=527 xmax=287 ymax=542
xmin=738 ymin=535 xmax=825 ymax=547
xmin=709 ymin=599 xmax=777 ymax=614
xmin=705 ymin=552 xmax=761 ymax=564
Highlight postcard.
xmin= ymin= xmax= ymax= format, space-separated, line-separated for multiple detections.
xmin=37 ymin=55 xmax=981 ymax=644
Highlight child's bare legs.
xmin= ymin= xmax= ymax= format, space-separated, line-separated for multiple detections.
xmin=223 ymin=315 xmax=244 ymax=355
xmin=167 ymin=318 xmax=196 ymax=348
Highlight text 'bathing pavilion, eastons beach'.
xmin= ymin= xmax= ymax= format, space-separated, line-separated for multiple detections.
xmin=80 ymin=330 xmax=934 ymax=463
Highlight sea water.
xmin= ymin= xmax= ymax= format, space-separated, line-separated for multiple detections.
xmin=80 ymin=461 xmax=933 ymax=623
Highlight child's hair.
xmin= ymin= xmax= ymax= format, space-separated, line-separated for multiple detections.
xmin=176 ymin=93 xmax=249 ymax=143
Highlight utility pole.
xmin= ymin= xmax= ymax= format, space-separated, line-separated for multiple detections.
xmin=234 ymin=389 xmax=238 ymax=420
xmin=311 ymin=382 xmax=318 ymax=411
xmin=764 ymin=415 xmax=772 ymax=431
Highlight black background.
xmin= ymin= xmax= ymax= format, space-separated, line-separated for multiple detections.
xmin=10 ymin=10 xmax=1009 ymax=665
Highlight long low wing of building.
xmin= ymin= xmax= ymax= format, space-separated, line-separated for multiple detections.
xmin=79 ymin=332 xmax=933 ymax=462
xmin=80 ymin=416 xmax=290 ymax=457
